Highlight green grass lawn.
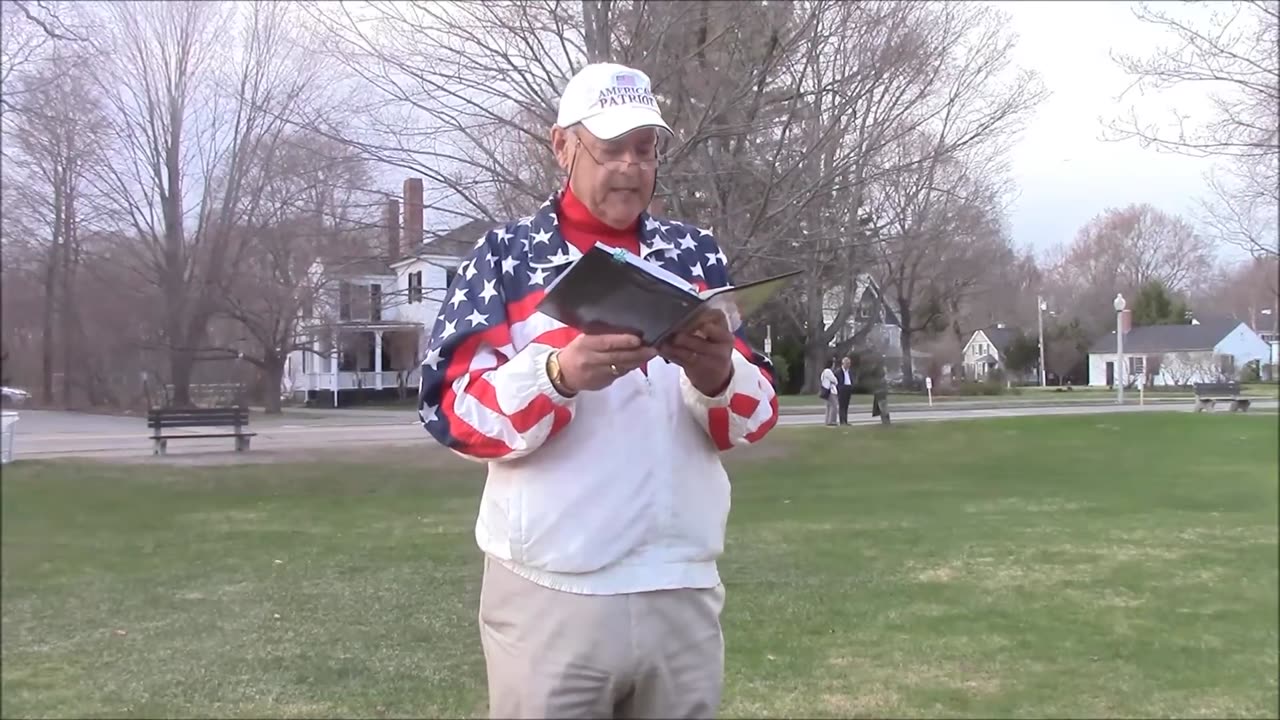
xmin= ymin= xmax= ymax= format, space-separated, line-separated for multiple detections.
xmin=3 ymin=413 xmax=1277 ymax=718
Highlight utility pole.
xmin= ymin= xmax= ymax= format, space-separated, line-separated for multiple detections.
xmin=1037 ymin=295 xmax=1047 ymax=387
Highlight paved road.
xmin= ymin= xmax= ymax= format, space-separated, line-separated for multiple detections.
xmin=7 ymin=399 xmax=1275 ymax=462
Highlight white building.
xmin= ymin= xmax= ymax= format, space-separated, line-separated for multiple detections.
xmin=1246 ymin=311 xmax=1278 ymax=380
xmin=283 ymin=179 xmax=478 ymax=406
xmin=1086 ymin=312 xmax=1271 ymax=387
xmin=820 ymin=274 xmax=928 ymax=382
xmin=960 ymin=324 xmax=1034 ymax=383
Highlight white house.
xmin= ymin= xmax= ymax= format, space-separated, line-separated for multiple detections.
xmin=1086 ymin=312 xmax=1271 ymax=387
xmin=283 ymin=179 xmax=476 ymax=406
xmin=821 ymin=274 xmax=928 ymax=382
xmin=1246 ymin=311 xmax=1278 ymax=380
xmin=962 ymin=324 xmax=1039 ymax=384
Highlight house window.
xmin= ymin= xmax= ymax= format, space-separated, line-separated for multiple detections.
xmin=338 ymin=282 xmax=352 ymax=321
xmin=408 ymin=271 xmax=423 ymax=303
xmin=370 ymin=284 xmax=382 ymax=322
xmin=1128 ymin=356 xmax=1144 ymax=375
xmin=445 ymin=269 xmax=458 ymax=288
xmin=1218 ymin=354 xmax=1236 ymax=377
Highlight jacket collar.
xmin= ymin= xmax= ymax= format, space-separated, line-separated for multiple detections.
xmin=523 ymin=192 xmax=676 ymax=268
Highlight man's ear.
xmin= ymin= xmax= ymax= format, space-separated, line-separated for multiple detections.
xmin=551 ymin=125 xmax=573 ymax=173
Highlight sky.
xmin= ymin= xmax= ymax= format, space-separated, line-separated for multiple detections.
xmin=996 ymin=0 xmax=1229 ymax=259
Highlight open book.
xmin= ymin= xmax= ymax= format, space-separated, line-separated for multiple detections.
xmin=537 ymin=242 xmax=801 ymax=346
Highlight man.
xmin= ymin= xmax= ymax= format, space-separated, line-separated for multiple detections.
xmin=836 ymin=356 xmax=856 ymax=426
xmin=417 ymin=62 xmax=779 ymax=719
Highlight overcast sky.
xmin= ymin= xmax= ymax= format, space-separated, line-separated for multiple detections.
xmin=996 ymin=0 xmax=1229 ymax=259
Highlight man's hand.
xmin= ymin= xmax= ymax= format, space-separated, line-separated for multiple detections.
xmin=659 ymin=311 xmax=735 ymax=397
xmin=558 ymin=333 xmax=658 ymax=393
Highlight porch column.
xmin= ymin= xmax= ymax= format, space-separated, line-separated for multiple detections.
xmin=331 ymin=330 xmax=339 ymax=408
xmin=374 ymin=330 xmax=384 ymax=389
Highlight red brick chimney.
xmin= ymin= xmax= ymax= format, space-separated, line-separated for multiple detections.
xmin=1120 ymin=308 xmax=1132 ymax=335
xmin=403 ymin=178 xmax=424 ymax=248
xmin=385 ymin=198 xmax=401 ymax=261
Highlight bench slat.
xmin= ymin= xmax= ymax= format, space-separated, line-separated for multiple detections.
xmin=153 ymin=432 xmax=257 ymax=439
xmin=148 ymin=418 xmax=248 ymax=428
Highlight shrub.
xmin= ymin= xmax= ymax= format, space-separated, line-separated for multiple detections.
xmin=770 ymin=354 xmax=791 ymax=389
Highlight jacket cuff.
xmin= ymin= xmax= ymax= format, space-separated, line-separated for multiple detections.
xmin=679 ymin=351 xmax=753 ymax=409
xmin=532 ymin=347 xmax=579 ymax=406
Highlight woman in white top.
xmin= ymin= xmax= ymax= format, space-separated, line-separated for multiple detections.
xmin=819 ymin=359 xmax=839 ymax=427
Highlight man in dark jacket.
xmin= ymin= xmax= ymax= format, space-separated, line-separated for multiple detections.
xmin=836 ymin=355 xmax=856 ymax=425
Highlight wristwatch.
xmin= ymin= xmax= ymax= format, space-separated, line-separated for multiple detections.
xmin=546 ymin=350 xmax=577 ymax=397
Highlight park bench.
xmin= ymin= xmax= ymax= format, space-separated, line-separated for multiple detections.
xmin=147 ymin=406 xmax=255 ymax=456
xmin=1192 ymin=382 xmax=1254 ymax=413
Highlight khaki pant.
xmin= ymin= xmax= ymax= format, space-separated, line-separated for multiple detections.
xmin=478 ymin=556 xmax=726 ymax=719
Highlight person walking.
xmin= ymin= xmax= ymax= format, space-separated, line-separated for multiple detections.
xmin=416 ymin=62 xmax=780 ymax=719
xmin=836 ymin=356 xmax=856 ymax=425
xmin=820 ymin=358 xmax=839 ymax=427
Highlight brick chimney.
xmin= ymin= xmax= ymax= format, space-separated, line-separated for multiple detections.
xmin=403 ymin=178 xmax=424 ymax=248
xmin=385 ymin=198 xmax=401 ymax=262
xmin=1120 ymin=308 xmax=1132 ymax=335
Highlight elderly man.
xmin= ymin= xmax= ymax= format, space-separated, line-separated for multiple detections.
xmin=417 ymin=62 xmax=779 ymax=719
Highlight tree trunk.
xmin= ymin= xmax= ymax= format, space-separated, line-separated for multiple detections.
xmin=898 ymin=305 xmax=915 ymax=387
xmin=169 ymin=348 xmax=195 ymax=407
xmin=802 ymin=267 xmax=828 ymax=394
xmin=262 ymin=356 xmax=285 ymax=414
xmin=582 ymin=0 xmax=612 ymax=62
xmin=59 ymin=178 xmax=75 ymax=408
xmin=41 ymin=242 xmax=57 ymax=405
xmin=41 ymin=181 xmax=64 ymax=406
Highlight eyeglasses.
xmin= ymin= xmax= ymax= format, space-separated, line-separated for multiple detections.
xmin=575 ymin=139 xmax=661 ymax=171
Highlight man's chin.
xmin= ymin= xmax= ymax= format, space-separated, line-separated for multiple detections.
xmin=600 ymin=203 xmax=644 ymax=228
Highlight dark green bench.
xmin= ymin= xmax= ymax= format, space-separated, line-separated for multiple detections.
xmin=147 ymin=406 xmax=255 ymax=455
xmin=1192 ymin=382 xmax=1254 ymax=413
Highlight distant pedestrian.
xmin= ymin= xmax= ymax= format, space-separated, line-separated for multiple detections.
xmin=820 ymin=358 xmax=839 ymax=426
xmin=836 ymin=356 xmax=856 ymax=425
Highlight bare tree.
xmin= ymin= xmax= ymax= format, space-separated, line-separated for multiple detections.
xmin=871 ymin=143 xmax=1016 ymax=383
xmin=87 ymin=0 xmax=333 ymax=406
xmin=1106 ymin=0 xmax=1279 ymax=259
xmin=2 ymin=47 xmax=109 ymax=406
xmin=216 ymin=132 xmax=379 ymax=413
xmin=0 ymin=0 xmax=90 ymax=115
xmin=1049 ymin=198 xmax=1218 ymax=322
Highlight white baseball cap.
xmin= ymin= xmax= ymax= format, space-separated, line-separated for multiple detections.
xmin=556 ymin=63 xmax=673 ymax=141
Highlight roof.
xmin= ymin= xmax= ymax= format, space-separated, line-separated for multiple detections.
xmin=323 ymin=257 xmax=395 ymax=277
xmin=1088 ymin=319 xmax=1243 ymax=354
xmin=972 ymin=325 xmax=1019 ymax=353
xmin=394 ymin=217 xmax=495 ymax=266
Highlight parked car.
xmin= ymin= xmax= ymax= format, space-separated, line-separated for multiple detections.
xmin=1 ymin=386 xmax=31 ymax=408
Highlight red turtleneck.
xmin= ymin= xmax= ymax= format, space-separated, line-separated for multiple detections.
xmin=559 ymin=187 xmax=641 ymax=256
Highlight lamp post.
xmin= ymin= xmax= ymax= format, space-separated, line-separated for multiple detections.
xmin=1263 ymin=307 xmax=1276 ymax=379
xmin=1114 ymin=293 xmax=1126 ymax=405
xmin=1037 ymin=295 xmax=1048 ymax=387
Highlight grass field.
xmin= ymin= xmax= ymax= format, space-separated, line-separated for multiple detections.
xmin=3 ymin=413 xmax=1277 ymax=718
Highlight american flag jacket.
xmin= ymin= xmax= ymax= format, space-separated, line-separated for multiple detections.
xmin=416 ymin=192 xmax=780 ymax=592
xmin=417 ymin=192 xmax=779 ymax=461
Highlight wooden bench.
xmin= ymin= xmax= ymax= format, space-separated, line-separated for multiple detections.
xmin=1192 ymin=382 xmax=1254 ymax=413
xmin=147 ymin=406 xmax=255 ymax=455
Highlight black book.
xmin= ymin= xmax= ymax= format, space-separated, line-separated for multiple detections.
xmin=536 ymin=242 xmax=802 ymax=346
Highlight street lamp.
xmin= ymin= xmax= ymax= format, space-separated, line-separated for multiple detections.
xmin=1114 ymin=293 xmax=1126 ymax=404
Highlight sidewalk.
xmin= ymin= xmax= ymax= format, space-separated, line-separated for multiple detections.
xmin=778 ymin=395 xmax=1199 ymax=415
